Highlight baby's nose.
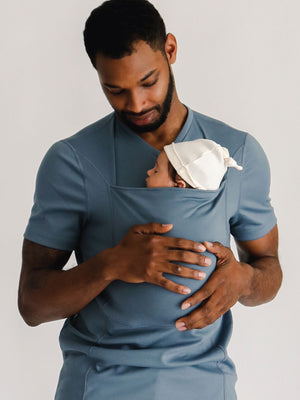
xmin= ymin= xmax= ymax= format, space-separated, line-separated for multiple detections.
xmin=147 ymin=168 xmax=152 ymax=177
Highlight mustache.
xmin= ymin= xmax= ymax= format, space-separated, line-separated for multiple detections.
xmin=122 ymin=107 xmax=159 ymax=117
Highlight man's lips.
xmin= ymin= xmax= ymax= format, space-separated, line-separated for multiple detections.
xmin=125 ymin=109 xmax=156 ymax=125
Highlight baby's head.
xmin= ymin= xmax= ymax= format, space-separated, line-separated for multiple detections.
xmin=146 ymin=139 xmax=243 ymax=190
xmin=146 ymin=150 xmax=191 ymax=189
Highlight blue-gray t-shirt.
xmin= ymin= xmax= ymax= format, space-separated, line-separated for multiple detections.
xmin=24 ymin=107 xmax=277 ymax=400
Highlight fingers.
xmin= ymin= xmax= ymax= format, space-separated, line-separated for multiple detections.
xmin=175 ymin=268 xmax=240 ymax=330
xmin=176 ymin=291 xmax=237 ymax=331
xmin=203 ymin=241 xmax=230 ymax=259
xmin=165 ymin=262 xmax=207 ymax=280
xmin=131 ymin=224 xmax=207 ymax=256
xmin=132 ymin=222 xmax=173 ymax=235
xmin=180 ymin=281 xmax=216 ymax=311
xmin=165 ymin=236 xmax=206 ymax=253
xmin=167 ymin=250 xmax=211 ymax=267
xmin=155 ymin=275 xmax=192 ymax=295
xmin=175 ymin=297 xmax=223 ymax=331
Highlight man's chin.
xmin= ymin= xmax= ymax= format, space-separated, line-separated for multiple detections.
xmin=121 ymin=117 xmax=163 ymax=134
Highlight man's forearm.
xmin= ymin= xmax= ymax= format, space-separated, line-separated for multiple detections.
xmin=19 ymin=247 xmax=114 ymax=327
xmin=238 ymin=255 xmax=282 ymax=306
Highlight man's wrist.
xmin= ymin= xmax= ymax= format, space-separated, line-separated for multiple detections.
xmin=238 ymin=261 xmax=255 ymax=300
xmin=95 ymin=247 xmax=117 ymax=283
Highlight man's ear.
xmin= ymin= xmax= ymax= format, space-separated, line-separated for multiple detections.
xmin=165 ymin=33 xmax=177 ymax=64
xmin=175 ymin=174 xmax=188 ymax=188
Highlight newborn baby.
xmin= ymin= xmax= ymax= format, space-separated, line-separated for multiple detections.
xmin=146 ymin=139 xmax=243 ymax=189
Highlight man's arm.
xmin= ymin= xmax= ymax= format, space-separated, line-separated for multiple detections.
xmin=174 ymin=225 xmax=282 ymax=331
xmin=18 ymin=239 xmax=114 ymax=327
xmin=236 ymin=224 xmax=282 ymax=306
xmin=19 ymin=223 xmax=210 ymax=327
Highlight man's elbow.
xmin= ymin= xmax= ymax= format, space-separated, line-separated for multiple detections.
xmin=266 ymin=256 xmax=283 ymax=299
xmin=273 ymin=261 xmax=283 ymax=297
xmin=18 ymin=290 xmax=42 ymax=327
xmin=239 ymin=258 xmax=283 ymax=307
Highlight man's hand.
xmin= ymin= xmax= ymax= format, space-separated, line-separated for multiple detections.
xmin=175 ymin=241 xmax=252 ymax=331
xmin=175 ymin=225 xmax=282 ymax=331
xmin=104 ymin=222 xmax=211 ymax=295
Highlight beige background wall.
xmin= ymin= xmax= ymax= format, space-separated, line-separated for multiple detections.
xmin=1 ymin=1 xmax=299 ymax=398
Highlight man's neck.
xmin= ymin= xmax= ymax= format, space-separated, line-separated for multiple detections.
xmin=138 ymin=100 xmax=188 ymax=152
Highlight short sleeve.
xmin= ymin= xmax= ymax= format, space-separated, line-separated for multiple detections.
xmin=24 ymin=140 xmax=87 ymax=251
xmin=230 ymin=134 xmax=277 ymax=241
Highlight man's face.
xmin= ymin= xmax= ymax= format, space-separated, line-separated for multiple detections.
xmin=95 ymin=41 xmax=175 ymax=133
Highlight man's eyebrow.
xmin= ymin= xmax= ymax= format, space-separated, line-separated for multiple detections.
xmin=139 ymin=69 xmax=157 ymax=82
xmin=103 ymin=69 xmax=157 ymax=88
xmin=103 ymin=82 xmax=122 ymax=89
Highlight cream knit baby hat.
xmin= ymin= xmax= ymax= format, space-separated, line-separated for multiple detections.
xmin=164 ymin=139 xmax=243 ymax=190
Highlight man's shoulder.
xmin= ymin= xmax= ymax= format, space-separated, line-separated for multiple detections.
xmin=38 ymin=112 xmax=116 ymax=176
xmin=190 ymin=109 xmax=248 ymax=154
xmin=63 ymin=112 xmax=115 ymax=147
xmin=191 ymin=108 xmax=247 ymax=135
xmin=49 ymin=112 xmax=117 ymax=170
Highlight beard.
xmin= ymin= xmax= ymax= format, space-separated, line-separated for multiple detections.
xmin=117 ymin=65 xmax=175 ymax=134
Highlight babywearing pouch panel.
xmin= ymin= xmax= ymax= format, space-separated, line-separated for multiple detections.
xmin=101 ymin=180 xmax=230 ymax=329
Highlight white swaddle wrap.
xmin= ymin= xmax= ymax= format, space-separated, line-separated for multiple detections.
xmin=164 ymin=138 xmax=243 ymax=190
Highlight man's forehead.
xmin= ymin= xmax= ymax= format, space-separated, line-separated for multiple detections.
xmin=95 ymin=41 xmax=165 ymax=79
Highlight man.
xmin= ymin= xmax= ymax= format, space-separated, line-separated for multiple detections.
xmin=18 ymin=1 xmax=282 ymax=399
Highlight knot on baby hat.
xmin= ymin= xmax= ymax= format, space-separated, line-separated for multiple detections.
xmin=163 ymin=139 xmax=243 ymax=190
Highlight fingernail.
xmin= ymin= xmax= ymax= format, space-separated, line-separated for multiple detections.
xmin=198 ymin=271 xmax=206 ymax=279
xmin=181 ymin=302 xmax=191 ymax=310
xmin=204 ymin=258 xmax=211 ymax=265
xmin=205 ymin=241 xmax=213 ymax=247
xmin=176 ymin=322 xmax=187 ymax=331
xmin=197 ymin=243 xmax=206 ymax=252
xmin=182 ymin=287 xmax=191 ymax=294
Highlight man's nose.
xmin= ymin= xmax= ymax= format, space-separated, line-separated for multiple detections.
xmin=125 ymin=89 xmax=146 ymax=114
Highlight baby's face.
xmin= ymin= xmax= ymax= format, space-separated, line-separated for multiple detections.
xmin=146 ymin=150 xmax=175 ymax=188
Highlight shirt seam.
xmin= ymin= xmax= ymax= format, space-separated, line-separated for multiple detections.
xmin=61 ymin=140 xmax=90 ymax=229
xmin=225 ymin=143 xmax=244 ymax=236
xmin=235 ymin=133 xmax=248 ymax=222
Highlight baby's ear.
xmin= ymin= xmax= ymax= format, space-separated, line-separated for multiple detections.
xmin=175 ymin=174 xmax=188 ymax=188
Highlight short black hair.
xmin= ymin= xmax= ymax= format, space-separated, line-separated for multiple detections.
xmin=83 ymin=0 xmax=167 ymax=67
